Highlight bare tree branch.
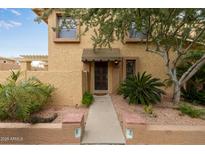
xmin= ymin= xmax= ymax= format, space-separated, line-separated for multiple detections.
xmin=145 ymin=48 xmax=164 ymax=57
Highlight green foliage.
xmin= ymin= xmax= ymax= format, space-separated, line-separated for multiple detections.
xmin=37 ymin=8 xmax=205 ymax=49
xmin=8 ymin=70 xmax=21 ymax=82
xmin=118 ymin=72 xmax=165 ymax=106
xmin=82 ymin=91 xmax=94 ymax=107
xmin=177 ymin=51 xmax=205 ymax=105
xmin=181 ymin=83 xmax=205 ymax=105
xmin=143 ymin=104 xmax=153 ymax=114
xmin=179 ymin=103 xmax=205 ymax=119
xmin=0 ymin=71 xmax=55 ymax=122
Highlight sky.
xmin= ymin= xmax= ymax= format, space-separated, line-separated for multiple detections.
xmin=0 ymin=8 xmax=48 ymax=58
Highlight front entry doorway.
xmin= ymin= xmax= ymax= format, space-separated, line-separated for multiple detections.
xmin=94 ymin=62 xmax=108 ymax=92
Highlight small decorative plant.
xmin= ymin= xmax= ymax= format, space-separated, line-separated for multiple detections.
xmin=0 ymin=71 xmax=55 ymax=122
xmin=118 ymin=72 xmax=165 ymax=116
xmin=178 ymin=103 xmax=205 ymax=119
xmin=82 ymin=91 xmax=94 ymax=107
xmin=143 ymin=104 xmax=158 ymax=117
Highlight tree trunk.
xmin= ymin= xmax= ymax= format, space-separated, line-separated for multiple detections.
xmin=172 ymin=54 xmax=205 ymax=104
xmin=172 ymin=81 xmax=181 ymax=104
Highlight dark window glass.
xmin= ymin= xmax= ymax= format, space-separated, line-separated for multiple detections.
xmin=57 ymin=16 xmax=77 ymax=39
xmin=129 ymin=22 xmax=147 ymax=39
xmin=126 ymin=60 xmax=136 ymax=78
xmin=3 ymin=61 xmax=6 ymax=63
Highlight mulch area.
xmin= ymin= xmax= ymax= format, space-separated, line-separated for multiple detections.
xmin=111 ymin=94 xmax=205 ymax=125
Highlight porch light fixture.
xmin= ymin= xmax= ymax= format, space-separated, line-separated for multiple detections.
xmin=126 ymin=128 xmax=134 ymax=139
xmin=114 ymin=60 xmax=119 ymax=65
xmin=74 ymin=128 xmax=81 ymax=138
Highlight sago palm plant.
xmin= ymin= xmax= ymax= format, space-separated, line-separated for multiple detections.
xmin=118 ymin=72 xmax=165 ymax=105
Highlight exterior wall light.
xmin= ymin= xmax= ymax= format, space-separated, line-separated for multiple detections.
xmin=126 ymin=128 xmax=134 ymax=139
xmin=114 ymin=60 xmax=119 ymax=65
xmin=74 ymin=128 xmax=81 ymax=138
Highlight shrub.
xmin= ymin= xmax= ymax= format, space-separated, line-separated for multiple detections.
xmin=82 ymin=91 xmax=94 ymax=107
xmin=0 ymin=71 xmax=55 ymax=122
xmin=118 ymin=72 xmax=165 ymax=105
xmin=179 ymin=103 xmax=205 ymax=119
xmin=177 ymin=51 xmax=205 ymax=105
xmin=181 ymin=83 xmax=205 ymax=105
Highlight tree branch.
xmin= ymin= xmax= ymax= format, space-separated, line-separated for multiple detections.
xmin=183 ymin=27 xmax=205 ymax=53
xmin=179 ymin=54 xmax=205 ymax=86
xmin=145 ymin=48 xmax=164 ymax=57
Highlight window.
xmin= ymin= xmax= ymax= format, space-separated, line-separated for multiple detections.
xmin=3 ymin=61 xmax=6 ymax=63
xmin=57 ymin=16 xmax=77 ymax=39
xmin=128 ymin=22 xmax=147 ymax=40
xmin=126 ymin=60 xmax=136 ymax=78
xmin=53 ymin=14 xmax=80 ymax=42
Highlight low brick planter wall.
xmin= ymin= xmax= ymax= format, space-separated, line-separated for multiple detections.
xmin=122 ymin=112 xmax=205 ymax=144
xmin=0 ymin=113 xmax=84 ymax=144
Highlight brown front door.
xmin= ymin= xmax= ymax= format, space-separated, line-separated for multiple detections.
xmin=95 ymin=62 xmax=108 ymax=90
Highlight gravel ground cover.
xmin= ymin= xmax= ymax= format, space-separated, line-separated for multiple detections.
xmin=111 ymin=94 xmax=205 ymax=125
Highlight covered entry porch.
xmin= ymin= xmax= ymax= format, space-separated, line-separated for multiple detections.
xmin=82 ymin=48 xmax=123 ymax=94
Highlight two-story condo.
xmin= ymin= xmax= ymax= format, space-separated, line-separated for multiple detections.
xmin=31 ymin=9 xmax=170 ymax=106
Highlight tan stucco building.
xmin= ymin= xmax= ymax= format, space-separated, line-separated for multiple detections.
xmin=13 ymin=10 xmax=170 ymax=106
xmin=0 ymin=56 xmax=20 ymax=71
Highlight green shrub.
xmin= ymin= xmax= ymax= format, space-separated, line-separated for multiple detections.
xmin=0 ymin=71 xmax=55 ymax=122
xmin=82 ymin=91 xmax=94 ymax=107
xmin=179 ymin=103 xmax=205 ymax=119
xmin=118 ymin=72 xmax=165 ymax=105
xmin=177 ymin=51 xmax=205 ymax=105
xmin=181 ymin=83 xmax=205 ymax=105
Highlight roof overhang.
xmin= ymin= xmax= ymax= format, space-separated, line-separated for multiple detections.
xmin=82 ymin=48 xmax=122 ymax=62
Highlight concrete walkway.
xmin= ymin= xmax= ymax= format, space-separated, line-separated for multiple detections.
xmin=81 ymin=95 xmax=125 ymax=144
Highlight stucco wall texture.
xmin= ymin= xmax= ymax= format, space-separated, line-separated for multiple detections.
xmin=46 ymin=11 xmax=172 ymax=105
xmin=27 ymin=71 xmax=82 ymax=106
xmin=48 ymin=11 xmax=168 ymax=78
xmin=123 ymin=123 xmax=205 ymax=144
xmin=0 ymin=118 xmax=84 ymax=144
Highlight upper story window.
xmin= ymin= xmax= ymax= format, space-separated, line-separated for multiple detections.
xmin=126 ymin=22 xmax=147 ymax=42
xmin=57 ymin=16 xmax=77 ymax=39
xmin=54 ymin=14 xmax=80 ymax=43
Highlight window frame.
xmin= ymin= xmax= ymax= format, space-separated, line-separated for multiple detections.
xmin=123 ymin=57 xmax=139 ymax=79
xmin=53 ymin=13 xmax=80 ymax=43
xmin=125 ymin=59 xmax=136 ymax=78
xmin=125 ymin=22 xmax=148 ymax=43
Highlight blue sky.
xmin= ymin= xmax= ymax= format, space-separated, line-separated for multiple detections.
xmin=0 ymin=8 xmax=48 ymax=57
